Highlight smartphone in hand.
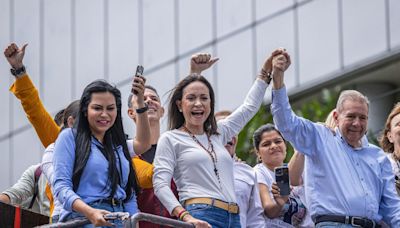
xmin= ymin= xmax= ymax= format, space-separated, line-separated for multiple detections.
xmin=133 ymin=65 xmax=144 ymax=95
xmin=275 ymin=166 xmax=290 ymax=196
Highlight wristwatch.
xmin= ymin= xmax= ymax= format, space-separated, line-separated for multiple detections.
xmin=10 ymin=65 xmax=26 ymax=77
xmin=136 ymin=104 xmax=149 ymax=114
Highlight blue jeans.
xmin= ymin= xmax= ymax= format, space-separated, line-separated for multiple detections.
xmin=316 ymin=221 xmax=358 ymax=227
xmin=185 ymin=203 xmax=241 ymax=228
xmin=51 ymin=215 xmax=59 ymax=223
xmin=61 ymin=201 xmax=129 ymax=228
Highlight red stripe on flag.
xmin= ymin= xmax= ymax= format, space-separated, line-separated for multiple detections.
xmin=14 ymin=205 xmax=21 ymax=228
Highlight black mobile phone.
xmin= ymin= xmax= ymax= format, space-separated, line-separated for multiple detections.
xmin=275 ymin=166 xmax=290 ymax=196
xmin=133 ymin=65 xmax=144 ymax=95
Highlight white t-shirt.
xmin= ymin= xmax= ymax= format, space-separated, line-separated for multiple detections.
xmin=254 ymin=163 xmax=296 ymax=228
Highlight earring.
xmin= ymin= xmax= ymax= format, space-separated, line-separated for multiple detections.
xmin=179 ymin=109 xmax=182 ymax=112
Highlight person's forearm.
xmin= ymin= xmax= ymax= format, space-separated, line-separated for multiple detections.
xmin=0 ymin=194 xmax=10 ymax=203
xmin=288 ymin=151 xmax=304 ymax=186
xmin=272 ymin=70 xmax=285 ymax=90
xmin=72 ymin=198 xmax=95 ymax=217
xmin=172 ymin=206 xmax=186 ymax=218
xmin=189 ymin=68 xmax=201 ymax=75
xmin=264 ymin=202 xmax=284 ymax=218
xmin=3 ymin=166 xmax=36 ymax=204
xmin=133 ymin=102 xmax=151 ymax=155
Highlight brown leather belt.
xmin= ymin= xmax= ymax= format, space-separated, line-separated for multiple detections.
xmin=315 ymin=215 xmax=381 ymax=228
xmin=185 ymin=197 xmax=239 ymax=214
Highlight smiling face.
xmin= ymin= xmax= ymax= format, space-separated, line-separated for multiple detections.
xmin=257 ymin=130 xmax=287 ymax=170
xmin=176 ymin=81 xmax=211 ymax=134
xmin=87 ymin=92 xmax=117 ymax=141
xmin=387 ymin=113 xmax=400 ymax=156
xmin=144 ymin=88 xmax=164 ymax=122
xmin=129 ymin=88 xmax=164 ymax=123
xmin=334 ymin=99 xmax=368 ymax=148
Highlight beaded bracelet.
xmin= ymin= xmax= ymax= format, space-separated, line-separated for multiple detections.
xmin=258 ymin=68 xmax=272 ymax=84
xmin=177 ymin=210 xmax=187 ymax=220
xmin=179 ymin=211 xmax=190 ymax=221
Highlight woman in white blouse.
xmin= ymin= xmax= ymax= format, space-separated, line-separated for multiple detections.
xmin=153 ymin=50 xmax=286 ymax=228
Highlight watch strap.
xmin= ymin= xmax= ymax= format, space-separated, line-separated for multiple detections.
xmin=136 ymin=104 xmax=149 ymax=114
xmin=10 ymin=65 xmax=26 ymax=77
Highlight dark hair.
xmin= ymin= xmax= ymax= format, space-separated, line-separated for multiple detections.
xmin=54 ymin=108 xmax=65 ymax=126
xmin=252 ymin=123 xmax=285 ymax=151
xmin=379 ymin=102 xmax=400 ymax=154
xmin=61 ymin=100 xmax=80 ymax=130
xmin=127 ymin=85 xmax=159 ymax=108
xmin=73 ymin=80 xmax=139 ymax=201
xmin=168 ymin=74 xmax=218 ymax=135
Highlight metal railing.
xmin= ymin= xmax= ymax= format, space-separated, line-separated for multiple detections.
xmin=126 ymin=212 xmax=194 ymax=228
xmin=36 ymin=218 xmax=90 ymax=228
xmin=36 ymin=212 xmax=194 ymax=228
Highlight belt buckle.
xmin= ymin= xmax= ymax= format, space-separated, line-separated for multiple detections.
xmin=111 ymin=198 xmax=117 ymax=206
xmin=350 ymin=217 xmax=365 ymax=228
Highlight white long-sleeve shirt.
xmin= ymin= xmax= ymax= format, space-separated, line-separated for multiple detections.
xmin=153 ymin=78 xmax=268 ymax=214
xmin=234 ymin=162 xmax=265 ymax=228
xmin=41 ymin=143 xmax=62 ymax=217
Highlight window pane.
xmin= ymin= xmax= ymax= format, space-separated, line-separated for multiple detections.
xmin=342 ymin=1 xmax=386 ymax=65
xmin=298 ymin=0 xmax=340 ymax=84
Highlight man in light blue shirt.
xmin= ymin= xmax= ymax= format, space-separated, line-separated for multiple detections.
xmin=269 ymin=51 xmax=400 ymax=227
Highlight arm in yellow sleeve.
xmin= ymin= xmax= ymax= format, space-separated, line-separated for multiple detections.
xmin=132 ymin=157 xmax=154 ymax=189
xmin=9 ymin=74 xmax=61 ymax=147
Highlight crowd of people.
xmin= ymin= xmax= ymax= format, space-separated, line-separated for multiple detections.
xmin=1 ymin=42 xmax=400 ymax=228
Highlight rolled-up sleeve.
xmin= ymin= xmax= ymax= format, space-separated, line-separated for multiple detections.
xmin=2 ymin=165 xmax=37 ymax=205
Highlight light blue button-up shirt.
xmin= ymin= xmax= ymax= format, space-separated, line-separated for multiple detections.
xmin=271 ymin=86 xmax=400 ymax=226
xmin=53 ymin=128 xmax=137 ymax=221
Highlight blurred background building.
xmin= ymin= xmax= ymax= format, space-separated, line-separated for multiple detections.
xmin=1 ymin=0 xmax=399 ymax=190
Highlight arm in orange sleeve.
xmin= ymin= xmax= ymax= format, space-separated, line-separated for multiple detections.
xmin=132 ymin=157 xmax=154 ymax=189
xmin=9 ymin=74 xmax=61 ymax=148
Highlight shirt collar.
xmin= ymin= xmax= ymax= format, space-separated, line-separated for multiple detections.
xmin=335 ymin=127 xmax=369 ymax=150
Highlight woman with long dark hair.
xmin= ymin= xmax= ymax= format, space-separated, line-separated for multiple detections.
xmin=153 ymin=50 xmax=285 ymax=228
xmin=53 ymin=79 xmax=150 ymax=227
